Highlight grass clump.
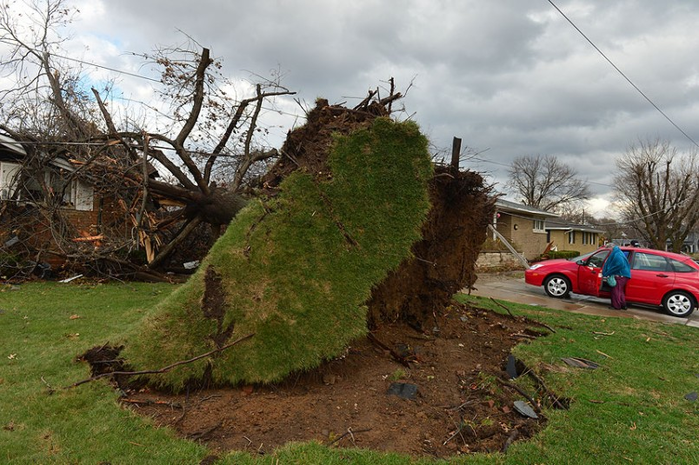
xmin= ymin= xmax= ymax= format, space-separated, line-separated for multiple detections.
xmin=123 ymin=117 xmax=434 ymax=389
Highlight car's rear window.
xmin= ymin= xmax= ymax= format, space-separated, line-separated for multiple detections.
xmin=670 ymin=259 xmax=697 ymax=273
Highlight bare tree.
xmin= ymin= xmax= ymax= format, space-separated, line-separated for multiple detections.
xmin=614 ymin=138 xmax=699 ymax=252
xmin=507 ymin=154 xmax=590 ymax=212
xmin=0 ymin=0 xmax=295 ymax=278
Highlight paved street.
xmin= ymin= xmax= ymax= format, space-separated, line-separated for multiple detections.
xmin=468 ymin=271 xmax=699 ymax=328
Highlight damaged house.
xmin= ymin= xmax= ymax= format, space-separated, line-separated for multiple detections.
xmin=0 ymin=133 xmax=157 ymax=278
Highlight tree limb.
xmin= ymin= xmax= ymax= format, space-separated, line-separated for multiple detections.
xmin=65 ymin=333 xmax=255 ymax=389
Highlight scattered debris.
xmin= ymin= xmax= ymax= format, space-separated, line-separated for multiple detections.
xmin=183 ymin=261 xmax=200 ymax=270
xmin=684 ymin=392 xmax=698 ymax=402
xmin=560 ymin=357 xmax=599 ymax=369
xmin=593 ymin=330 xmax=615 ymax=336
xmin=506 ymin=354 xmax=518 ymax=379
xmin=58 ymin=274 xmax=83 ymax=283
xmin=328 ymin=427 xmax=372 ymax=446
xmin=513 ymin=400 xmax=539 ymax=419
xmin=387 ymin=382 xmax=419 ymax=400
xmin=490 ymin=297 xmax=515 ymax=318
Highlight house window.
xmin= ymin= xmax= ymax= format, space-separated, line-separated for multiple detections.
xmin=18 ymin=170 xmax=72 ymax=206
xmin=46 ymin=170 xmax=74 ymax=206
xmin=12 ymin=167 xmax=93 ymax=211
xmin=533 ymin=219 xmax=545 ymax=232
xmin=582 ymin=232 xmax=597 ymax=245
xmin=568 ymin=231 xmax=575 ymax=244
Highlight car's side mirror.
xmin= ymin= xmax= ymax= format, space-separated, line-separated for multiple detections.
xmin=576 ymin=260 xmax=585 ymax=266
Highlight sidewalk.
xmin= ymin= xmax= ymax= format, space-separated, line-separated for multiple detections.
xmin=468 ymin=271 xmax=699 ymax=328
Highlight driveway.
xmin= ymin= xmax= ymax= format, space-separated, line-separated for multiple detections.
xmin=469 ymin=271 xmax=699 ymax=328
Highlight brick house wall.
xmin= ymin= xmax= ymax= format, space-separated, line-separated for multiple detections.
xmin=494 ymin=213 xmax=550 ymax=261
xmin=547 ymin=228 xmax=601 ymax=255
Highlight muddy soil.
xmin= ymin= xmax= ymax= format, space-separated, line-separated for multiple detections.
xmin=120 ymin=302 xmax=550 ymax=460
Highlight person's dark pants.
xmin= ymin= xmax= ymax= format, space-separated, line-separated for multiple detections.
xmin=611 ymin=276 xmax=629 ymax=309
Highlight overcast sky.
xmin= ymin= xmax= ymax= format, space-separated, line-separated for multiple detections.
xmin=10 ymin=0 xmax=699 ymax=216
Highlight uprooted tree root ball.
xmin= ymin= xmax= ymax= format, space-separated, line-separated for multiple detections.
xmin=73 ymin=96 xmax=557 ymax=458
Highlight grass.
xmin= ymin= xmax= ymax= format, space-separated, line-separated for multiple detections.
xmin=0 ymin=281 xmax=206 ymax=463
xmin=0 ymin=281 xmax=697 ymax=464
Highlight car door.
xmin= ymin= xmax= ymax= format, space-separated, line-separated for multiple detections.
xmin=577 ymin=249 xmax=610 ymax=296
xmin=626 ymin=251 xmax=675 ymax=305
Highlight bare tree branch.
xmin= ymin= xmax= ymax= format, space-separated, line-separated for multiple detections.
xmin=507 ymin=154 xmax=590 ymax=213
xmin=615 ymin=138 xmax=699 ymax=251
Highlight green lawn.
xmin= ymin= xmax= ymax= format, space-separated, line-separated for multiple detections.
xmin=0 ymin=281 xmax=697 ymax=464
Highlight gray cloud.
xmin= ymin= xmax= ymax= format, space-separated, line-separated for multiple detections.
xmin=62 ymin=0 xmax=699 ymax=215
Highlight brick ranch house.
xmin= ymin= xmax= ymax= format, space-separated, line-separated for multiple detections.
xmin=491 ymin=198 xmax=559 ymax=261
xmin=479 ymin=199 xmax=604 ymax=269
xmin=544 ymin=219 xmax=604 ymax=256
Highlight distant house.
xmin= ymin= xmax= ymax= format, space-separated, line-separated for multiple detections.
xmin=492 ymin=199 xmax=559 ymax=261
xmin=545 ymin=219 xmax=603 ymax=255
xmin=667 ymin=232 xmax=699 ymax=254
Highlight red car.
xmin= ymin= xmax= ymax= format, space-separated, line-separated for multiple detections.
xmin=524 ymin=246 xmax=699 ymax=317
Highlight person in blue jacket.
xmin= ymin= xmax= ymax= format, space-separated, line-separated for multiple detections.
xmin=602 ymin=245 xmax=632 ymax=310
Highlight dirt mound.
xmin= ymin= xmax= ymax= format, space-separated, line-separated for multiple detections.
xmin=259 ymin=98 xmax=390 ymax=192
xmin=122 ymin=303 xmax=551 ymax=459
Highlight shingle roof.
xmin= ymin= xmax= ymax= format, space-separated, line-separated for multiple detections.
xmin=494 ymin=198 xmax=560 ymax=218
xmin=545 ymin=219 xmax=604 ymax=233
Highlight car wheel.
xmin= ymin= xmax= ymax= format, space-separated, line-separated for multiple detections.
xmin=662 ymin=291 xmax=696 ymax=318
xmin=543 ymin=275 xmax=571 ymax=298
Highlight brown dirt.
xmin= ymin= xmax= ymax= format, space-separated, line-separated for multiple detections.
xmin=119 ymin=303 xmax=551 ymax=459
xmin=367 ymin=166 xmax=494 ymax=329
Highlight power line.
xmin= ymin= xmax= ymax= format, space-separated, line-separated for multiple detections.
xmin=49 ymin=52 xmax=162 ymax=83
xmin=547 ymin=0 xmax=699 ymax=149
xmin=50 ymin=53 xmax=303 ymax=120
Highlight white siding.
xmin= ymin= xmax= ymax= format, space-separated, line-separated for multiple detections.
xmin=0 ymin=161 xmax=21 ymax=200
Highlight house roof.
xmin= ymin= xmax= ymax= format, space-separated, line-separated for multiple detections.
xmin=0 ymin=133 xmax=75 ymax=171
xmin=0 ymin=132 xmax=158 ymax=178
xmin=0 ymin=133 xmax=27 ymax=158
xmin=494 ymin=198 xmax=560 ymax=218
xmin=545 ymin=219 xmax=604 ymax=233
